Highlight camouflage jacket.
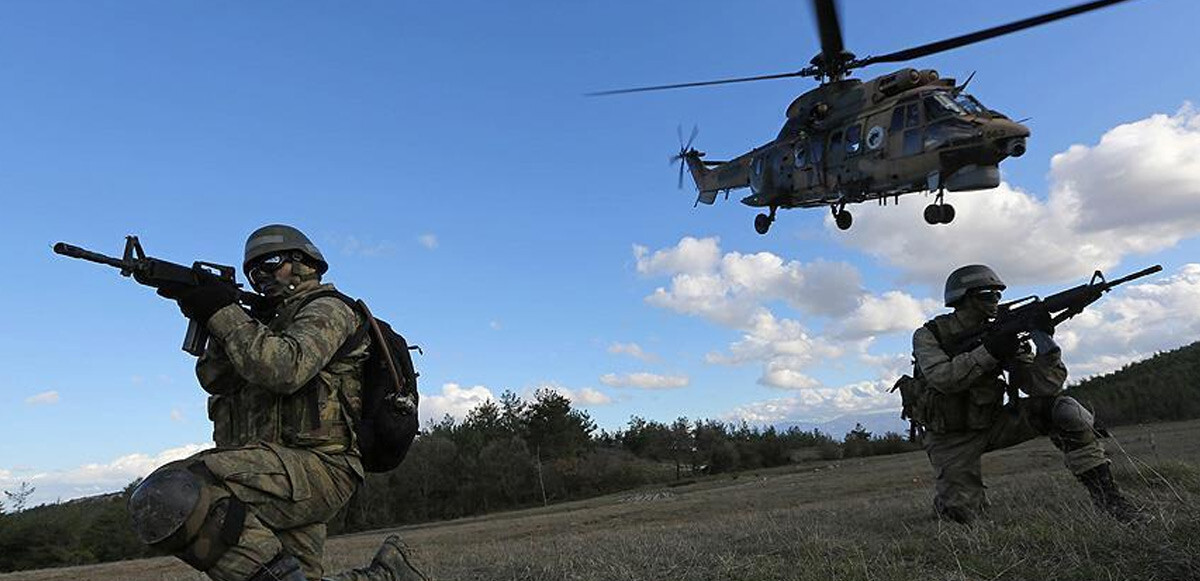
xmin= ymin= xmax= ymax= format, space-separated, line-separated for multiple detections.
xmin=913 ymin=311 xmax=1067 ymax=432
xmin=197 ymin=282 xmax=369 ymax=477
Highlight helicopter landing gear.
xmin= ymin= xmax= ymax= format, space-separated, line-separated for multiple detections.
xmin=924 ymin=192 xmax=955 ymax=225
xmin=754 ymin=206 xmax=777 ymax=235
xmin=832 ymin=203 xmax=853 ymax=230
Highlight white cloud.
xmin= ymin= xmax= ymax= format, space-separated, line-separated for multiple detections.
xmin=723 ymin=378 xmax=902 ymax=425
xmin=418 ymin=234 xmax=438 ymax=250
xmin=599 ymin=372 xmax=689 ymax=389
xmin=634 ymin=236 xmax=721 ymax=275
xmin=635 ymin=237 xmax=928 ymax=391
xmin=834 ymin=106 xmax=1200 ymax=286
xmin=421 ymin=383 xmax=495 ymax=425
xmin=607 ymin=342 xmax=659 ymax=362
xmin=24 ymin=391 xmax=59 ymax=405
xmin=1 ymin=442 xmax=212 ymax=507
xmin=833 ymin=292 xmax=940 ymax=340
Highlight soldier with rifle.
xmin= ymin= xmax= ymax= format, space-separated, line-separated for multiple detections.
xmin=56 ymin=225 xmax=426 ymax=581
xmin=898 ymin=263 xmax=1160 ymax=524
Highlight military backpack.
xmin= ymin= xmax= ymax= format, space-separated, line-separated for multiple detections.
xmin=300 ymin=291 xmax=421 ymax=473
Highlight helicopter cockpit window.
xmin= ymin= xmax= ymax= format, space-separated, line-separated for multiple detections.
xmin=811 ymin=138 xmax=824 ymax=163
xmin=955 ymin=94 xmax=987 ymax=115
xmin=924 ymin=92 xmax=966 ymax=120
xmin=829 ymin=131 xmax=843 ymax=154
xmin=845 ymin=125 xmax=862 ymax=155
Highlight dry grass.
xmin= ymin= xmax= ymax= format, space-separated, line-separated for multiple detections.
xmin=4 ymin=420 xmax=1198 ymax=581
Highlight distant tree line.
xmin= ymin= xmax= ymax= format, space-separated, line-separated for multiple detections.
xmin=3 ymin=340 xmax=1198 ymax=572
xmin=1067 ymin=341 xmax=1200 ymax=426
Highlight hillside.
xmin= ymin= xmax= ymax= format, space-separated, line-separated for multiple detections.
xmin=1067 ymin=340 xmax=1200 ymax=426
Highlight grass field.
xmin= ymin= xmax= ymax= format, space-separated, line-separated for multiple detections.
xmin=4 ymin=420 xmax=1198 ymax=581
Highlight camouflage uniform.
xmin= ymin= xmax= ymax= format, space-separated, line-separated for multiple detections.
xmin=914 ymin=310 xmax=1108 ymax=523
xmin=140 ymin=280 xmax=369 ymax=581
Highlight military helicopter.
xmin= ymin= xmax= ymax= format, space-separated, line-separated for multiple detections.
xmin=593 ymin=0 xmax=1137 ymax=234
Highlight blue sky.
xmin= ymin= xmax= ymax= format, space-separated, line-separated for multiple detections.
xmin=3 ymin=0 xmax=1199 ymax=506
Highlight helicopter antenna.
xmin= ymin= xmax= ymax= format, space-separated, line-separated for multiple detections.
xmin=954 ymin=71 xmax=977 ymax=95
xmin=589 ymin=0 xmax=1140 ymax=96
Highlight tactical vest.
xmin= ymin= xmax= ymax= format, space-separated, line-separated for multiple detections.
xmin=918 ymin=314 xmax=1007 ymax=433
xmin=206 ymin=284 xmax=367 ymax=455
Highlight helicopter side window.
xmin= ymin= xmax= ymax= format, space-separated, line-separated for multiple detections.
xmin=829 ymin=131 xmax=843 ymax=154
xmin=845 ymin=125 xmax=862 ymax=155
xmin=904 ymin=103 xmax=920 ymax=128
xmin=903 ymin=128 xmax=922 ymax=156
xmin=890 ymin=107 xmax=905 ymax=132
xmin=811 ymin=138 xmax=824 ymax=163
xmin=793 ymin=142 xmax=808 ymax=168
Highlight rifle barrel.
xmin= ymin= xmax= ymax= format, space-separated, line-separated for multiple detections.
xmin=1106 ymin=264 xmax=1163 ymax=288
xmin=53 ymin=242 xmax=128 ymax=270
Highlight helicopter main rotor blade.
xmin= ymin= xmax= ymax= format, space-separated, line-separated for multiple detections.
xmin=587 ymin=70 xmax=809 ymax=96
xmin=811 ymin=0 xmax=845 ymax=60
xmin=854 ymin=0 xmax=1137 ymax=69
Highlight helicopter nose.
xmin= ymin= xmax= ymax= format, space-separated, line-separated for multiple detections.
xmin=986 ymin=119 xmax=1030 ymax=158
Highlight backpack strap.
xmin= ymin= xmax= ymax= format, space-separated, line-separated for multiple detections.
xmin=293 ymin=290 xmax=370 ymax=361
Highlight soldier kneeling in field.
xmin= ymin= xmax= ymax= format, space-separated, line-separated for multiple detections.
xmin=126 ymin=225 xmax=426 ymax=581
xmin=906 ymin=264 xmax=1141 ymax=525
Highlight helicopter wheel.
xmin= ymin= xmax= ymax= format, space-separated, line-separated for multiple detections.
xmin=754 ymin=213 xmax=772 ymax=235
xmin=835 ymin=210 xmax=853 ymax=230
xmin=924 ymin=204 xmax=941 ymax=225
xmin=939 ymin=203 xmax=956 ymax=224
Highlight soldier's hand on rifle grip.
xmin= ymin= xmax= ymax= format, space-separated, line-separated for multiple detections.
xmin=983 ymin=331 xmax=1021 ymax=361
xmin=170 ymin=282 xmax=239 ymax=323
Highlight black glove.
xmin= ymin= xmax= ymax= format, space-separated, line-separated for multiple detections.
xmin=158 ymin=282 xmax=238 ymax=322
xmin=1032 ymin=309 xmax=1055 ymax=336
xmin=983 ymin=331 xmax=1021 ymax=361
xmin=245 ymin=293 xmax=282 ymax=323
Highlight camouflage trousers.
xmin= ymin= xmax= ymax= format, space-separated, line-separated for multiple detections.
xmin=151 ymin=443 xmax=360 ymax=581
xmin=923 ymin=396 xmax=1108 ymax=523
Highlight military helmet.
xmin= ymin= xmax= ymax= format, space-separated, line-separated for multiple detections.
xmin=243 ymin=224 xmax=328 ymax=275
xmin=944 ymin=264 xmax=1006 ymax=306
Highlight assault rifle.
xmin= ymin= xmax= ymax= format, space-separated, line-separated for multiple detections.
xmin=941 ymin=264 xmax=1163 ymax=356
xmin=54 ymin=236 xmax=258 ymax=356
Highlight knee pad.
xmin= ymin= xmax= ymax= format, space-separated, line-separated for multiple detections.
xmin=128 ymin=465 xmax=247 ymax=571
xmin=1051 ymin=396 xmax=1095 ymax=433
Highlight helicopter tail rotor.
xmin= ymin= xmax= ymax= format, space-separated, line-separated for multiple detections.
xmin=670 ymin=124 xmax=701 ymax=189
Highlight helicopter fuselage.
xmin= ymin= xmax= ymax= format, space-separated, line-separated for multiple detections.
xmin=684 ymin=68 xmax=1030 ymax=228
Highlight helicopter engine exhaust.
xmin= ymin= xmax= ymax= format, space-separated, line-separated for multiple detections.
xmin=1006 ymin=138 xmax=1027 ymax=158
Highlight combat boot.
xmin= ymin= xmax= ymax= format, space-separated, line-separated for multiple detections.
xmin=324 ymin=535 xmax=428 ymax=581
xmin=248 ymin=552 xmax=307 ymax=581
xmin=1077 ymin=463 xmax=1145 ymax=524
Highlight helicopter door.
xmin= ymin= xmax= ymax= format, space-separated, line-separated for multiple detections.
xmin=888 ymin=101 xmax=922 ymax=157
xmin=793 ymin=140 xmax=819 ymax=192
